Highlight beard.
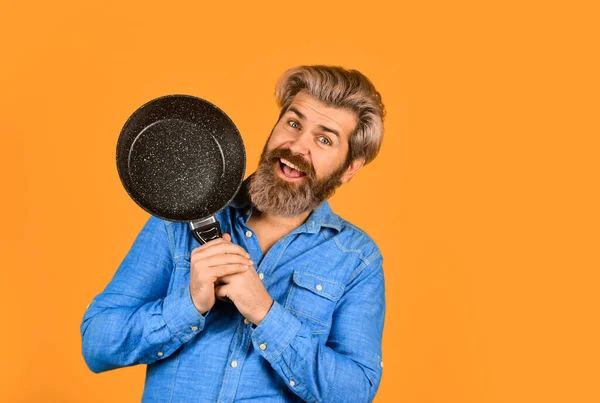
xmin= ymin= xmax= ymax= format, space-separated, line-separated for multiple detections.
xmin=248 ymin=146 xmax=350 ymax=217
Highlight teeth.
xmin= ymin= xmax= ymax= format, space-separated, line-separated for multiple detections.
xmin=280 ymin=158 xmax=304 ymax=173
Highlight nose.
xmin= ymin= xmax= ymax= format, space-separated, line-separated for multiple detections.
xmin=288 ymin=130 xmax=311 ymax=156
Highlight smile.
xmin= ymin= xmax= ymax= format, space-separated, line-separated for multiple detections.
xmin=277 ymin=158 xmax=307 ymax=180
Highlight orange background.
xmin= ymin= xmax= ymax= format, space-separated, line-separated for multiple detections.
xmin=1 ymin=1 xmax=598 ymax=402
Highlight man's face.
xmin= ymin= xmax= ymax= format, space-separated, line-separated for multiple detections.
xmin=249 ymin=91 xmax=364 ymax=216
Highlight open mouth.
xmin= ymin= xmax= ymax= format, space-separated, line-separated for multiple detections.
xmin=278 ymin=158 xmax=307 ymax=180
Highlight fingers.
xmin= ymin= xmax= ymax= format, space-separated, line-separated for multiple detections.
xmin=199 ymin=253 xmax=252 ymax=268
xmin=192 ymin=236 xmax=230 ymax=253
xmin=194 ymin=233 xmax=232 ymax=249
xmin=192 ymin=235 xmax=250 ymax=259
xmin=209 ymin=263 xmax=250 ymax=278
xmin=215 ymin=284 xmax=232 ymax=302
xmin=217 ymin=265 xmax=255 ymax=284
xmin=192 ymin=244 xmax=251 ymax=263
xmin=190 ymin=232 xmax=255 ymax=287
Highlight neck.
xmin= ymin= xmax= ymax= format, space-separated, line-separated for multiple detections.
xmin=245 ymin=208 xmax=313 ymax=255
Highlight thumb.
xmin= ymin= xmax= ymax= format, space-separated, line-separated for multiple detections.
xmin=222 ymin=233 xmax=232 ymax=242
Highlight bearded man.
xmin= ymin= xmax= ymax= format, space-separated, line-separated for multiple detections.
xmin=81 ymin=65 xmax=387 ymax=403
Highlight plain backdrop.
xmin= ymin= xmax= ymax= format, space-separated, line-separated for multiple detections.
xmin=1 ymin=1 xmax=598 ymax=402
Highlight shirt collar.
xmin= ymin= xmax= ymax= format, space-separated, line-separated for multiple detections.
xmin=303 ymin=200 xmax=342 ymax=233
xmin=229 ymin=175 xmax=342 ymax=234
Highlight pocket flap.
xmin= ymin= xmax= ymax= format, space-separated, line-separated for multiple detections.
xmin=292 ymin=271 xmax=345 ymax=302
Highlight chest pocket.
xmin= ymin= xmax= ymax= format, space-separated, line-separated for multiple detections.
xmin=285 ymin=270 xmax=345 ymax=334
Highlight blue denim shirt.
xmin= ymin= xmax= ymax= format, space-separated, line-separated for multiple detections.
xmin=81 ymin=182 xmax=386 ymax=402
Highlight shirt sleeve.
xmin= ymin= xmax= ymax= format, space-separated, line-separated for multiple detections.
xmin=80 ymin=216 xmax=206 ymax=373
xmin=250 ymin=252 xmax=386 ymax=403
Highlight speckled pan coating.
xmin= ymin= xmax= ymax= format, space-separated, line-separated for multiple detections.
xmin=116 ymin=95 xmax=246 ymax=222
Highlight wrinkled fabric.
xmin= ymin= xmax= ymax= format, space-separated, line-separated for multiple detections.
xmin=81 ymin=183 xmax=385 ymax=403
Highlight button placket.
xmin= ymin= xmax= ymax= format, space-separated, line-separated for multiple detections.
xmin=249 ymin=227 xmax=297 ymax=296
xmin=216 ymin=321 xmax=255 ymax=402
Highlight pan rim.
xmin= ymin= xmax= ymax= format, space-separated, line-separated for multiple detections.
xmin=116 ymin=94 xmax=246 ymax=222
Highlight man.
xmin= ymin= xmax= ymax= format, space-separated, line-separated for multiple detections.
xmin=81 ymin=65 xmax=386 ymax=402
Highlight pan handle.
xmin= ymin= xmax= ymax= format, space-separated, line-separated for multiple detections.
xmin=189 ymin=216 xmax=222 ymax=244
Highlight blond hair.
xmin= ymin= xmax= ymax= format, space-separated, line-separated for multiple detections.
xmin=275 ymin=65 xmax=385 ymax=165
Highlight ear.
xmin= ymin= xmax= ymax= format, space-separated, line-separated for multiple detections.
xmin=340 ymin=158 xmax=365 ymax=184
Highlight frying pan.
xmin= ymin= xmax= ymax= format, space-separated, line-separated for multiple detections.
xmin=116 ymin=95 xmax=246 ymax=244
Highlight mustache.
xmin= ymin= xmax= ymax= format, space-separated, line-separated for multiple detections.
xmin=264 ymin=148 xmax=316 ymax=179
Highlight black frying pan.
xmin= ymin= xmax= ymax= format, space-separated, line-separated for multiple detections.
xmin=116 ymin=95 xmax=246 ymax=244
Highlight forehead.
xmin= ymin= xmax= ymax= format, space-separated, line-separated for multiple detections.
xmin=285 ymin=91 xmax=358 ymax=137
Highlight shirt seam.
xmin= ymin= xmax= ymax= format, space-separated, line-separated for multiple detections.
xmin=349 ymin=250 xmax=383 ymax=283
xmin=333 ymin=242 xmax=368 ymax=258
xmin=164 ymin=220 xmax=176 ymax=268
xmin=332 ymin=236 xmax=372 ymax=269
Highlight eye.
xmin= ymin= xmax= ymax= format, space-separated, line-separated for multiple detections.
xmin=288 ymin=120 xmax=300 ymax=129
xmin=318 ymin=136 xmax=332 ymax=146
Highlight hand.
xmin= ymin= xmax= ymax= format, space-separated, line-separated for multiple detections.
xmin=189 ymin=233 xmax=253 ymax=314
xmin=215 ymin=264 xmax=274 ymax=326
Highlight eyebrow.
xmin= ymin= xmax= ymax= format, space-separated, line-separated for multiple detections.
xmin=287 ymin=106 xmax=340 ymax=138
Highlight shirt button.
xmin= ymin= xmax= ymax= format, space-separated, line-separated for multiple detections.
xmin=289 ymin=380 xmax=296 ymax=387
xmin=245 ymin=231 xmax=252 ymax=237
xmin=157 ymin=352 xmax=164 ymax=357
xmin=380 ymin=361 xmax=384 ymax=368
xmin=245 ymin=209 xmax=251 ymax=216
xmin=231 ymin=360 xmax=238 ymax=368
xmin=190 ymin=326 xmax=199 ymax=332
xmin=315 ymin=284 xmax=323 ymax=291
xmin=244 ymin=318 xmax=250 ymax=325
xmin=259 ymin=343 xmax=267 ymax=351
xmin=258 ymin=273 xmax=264 ymax=280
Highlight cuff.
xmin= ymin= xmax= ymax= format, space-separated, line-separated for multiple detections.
xmin=250 ymin=301 xmax=302 ymax=362
xmin=162 ymin=285 xmax=206 ymax=343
